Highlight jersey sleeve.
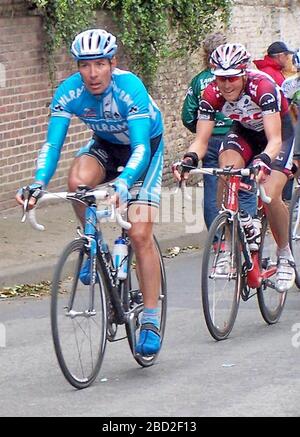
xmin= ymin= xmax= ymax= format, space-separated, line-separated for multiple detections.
xmin=35 ymin=78 xmax=77 ymax=185
xmin=118 ymin=73 xmax=151 ymax=122
xmin=49 ymin=79 xmax=74 ymax=120
xmin=181 ymin=75 xmax=202 ymax=133
xmin=115 ymin=73 xmax=154 ymax=187
xmin=256 ymin=79 xmax=281 ymax=114
xmin=118 ymin=117 xmax=152 ymax=187
xmin=198 ymin=83 xmax=220 ymax=121
xmin=34 ymin=115 xmax=70 ymax=186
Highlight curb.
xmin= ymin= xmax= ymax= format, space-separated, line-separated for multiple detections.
xmin=0 ymin=231 xmax=207 ymax=288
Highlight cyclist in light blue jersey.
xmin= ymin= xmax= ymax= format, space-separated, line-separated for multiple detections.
xmin=16 ymin=29 xmax=164 ymax=356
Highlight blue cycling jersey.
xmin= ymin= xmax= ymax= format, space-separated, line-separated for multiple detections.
xmin=35 ymin=68 xmax=164 ymax=188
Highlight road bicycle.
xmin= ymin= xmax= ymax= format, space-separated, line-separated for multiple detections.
xmin=289 ymin=174 xmax=300 ymax=288
xmin=23 ymin=185 xmax=167 ymax=389
xmin=180 ymin=165 xmax=287 ymax=341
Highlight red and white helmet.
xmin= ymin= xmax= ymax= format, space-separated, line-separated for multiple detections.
xmin=210 ymin=43 xmax=251 ymax=76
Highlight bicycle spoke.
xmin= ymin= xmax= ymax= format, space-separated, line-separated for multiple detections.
xmin=257 ymin=218 xmax=287 ymax=324
xmin=289 ymin=189 xmax=300 ymax=288
xmin=202 ymin=212 xmax=241 ymax=340
xmin=51 ymin=239 xmax=107 ymax=389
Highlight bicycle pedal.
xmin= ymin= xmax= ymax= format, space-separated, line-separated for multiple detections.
xmin=264 ymin=279 xmax=276 ymax=289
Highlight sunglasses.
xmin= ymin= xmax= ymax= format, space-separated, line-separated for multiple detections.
xmin=216 ymin=76 xmax=241 ymax=83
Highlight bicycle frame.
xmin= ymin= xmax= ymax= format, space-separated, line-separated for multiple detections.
xmin=186 ymin=167 xmax=274 ymax=290
xmin=22 ymin=185 xmax=167 ymax=386
xmin=26 ymin=187 xmax=131 ymax=323
xmin=223 ymin=173 xmax=276 ymax=289
xmin=26 ymin=188 xmax=156 ymax=326
xmin=182 ymin=165 xmax=287 ymax=339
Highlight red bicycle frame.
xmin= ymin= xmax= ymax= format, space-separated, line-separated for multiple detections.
xmin=224 ymin=174 xmax=276 ymax=289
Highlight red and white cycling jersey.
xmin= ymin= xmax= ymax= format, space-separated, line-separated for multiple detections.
xmin=198 ymin=69 xmax=289 ymax=132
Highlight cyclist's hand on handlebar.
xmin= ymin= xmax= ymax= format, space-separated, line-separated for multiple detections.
xmin=251 ymin=153 xmax=272 ymax=184
xmin=171 ymin=152 xmax=199 ymax=182
xmin=110 ymin=179 xmax=132 ymax=209
xmin=16 ymin=183 xmax=43 ymax=210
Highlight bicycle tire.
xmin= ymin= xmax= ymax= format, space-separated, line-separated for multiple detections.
xmin=289 ymin=187 xmax=300 ymax=288
xmin=257 ymin=217 xmax=287 ymax=324
xmin=51 ymin=238 xmax=107 ymax=389
xmin=201 ymin=212 xmax=242 ymax=341
xmin=123 ymin=235 xmax=167 ymax=367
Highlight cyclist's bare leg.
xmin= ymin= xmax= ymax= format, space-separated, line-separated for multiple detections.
xmin=68 ymin=155 xmax=106 ymax=224
xmin=261 ymin=170 xmax=289 ymax=249
xmin=218 ymin=150 xmax=245 ymax=208
xmin=213 ymin=150 xmax=246 ymax=271
xmin=263 ymin=170 xmax=295 ymax=291
xmin=127 ymin=204 xmax=160 ymax=309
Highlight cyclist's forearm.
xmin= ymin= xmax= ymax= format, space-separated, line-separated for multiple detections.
xmin=188 ymin=140 xmax=208 ymax=161
xmin=187 ymin=119 xmax=215 ymax=160
xmin=263 ymin=138 xmax=282 ymax=161
xmin=118 ymin=143 xmax=150 ymax=188
xmin=263 ymin=112 xmax=282 ymax=160
xmin=35 ymin=143 xmax=62 ymax=186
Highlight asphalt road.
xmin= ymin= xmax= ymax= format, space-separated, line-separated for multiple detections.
xmin=1 ymin=250 xmax=300 ymax=417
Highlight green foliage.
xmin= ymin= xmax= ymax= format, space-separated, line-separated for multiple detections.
xmin=103 ymin=0 xmax=232 ymax=86
xmin=26 ymin=0 xmax=101 ymax=49
xmin=26 ymin=0 xmax=101 ymax=82
xmin=25 ymin=0 xmax=232 ymax=86
xmin=103 ymin=0 xmax=170 ymax=86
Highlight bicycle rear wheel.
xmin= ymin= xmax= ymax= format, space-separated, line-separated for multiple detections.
xmin=51 ymin=238 xmax=107 ymax=389
xmin=289 ymin=187 xmax=300 ymax=288
xmin=123 ymin=236 xmax=167 ymax=367
xmin=257 ymin=217 xmax=287 ymax=324
xmin=201 ymin=212 xmax=242 ymax=341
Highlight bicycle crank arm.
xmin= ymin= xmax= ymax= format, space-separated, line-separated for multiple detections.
xmin=263 ymin=279 xmax=276 ymax=290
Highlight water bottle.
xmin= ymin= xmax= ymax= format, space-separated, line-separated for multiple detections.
xmin=252 ymin=217 xmax=262 ymax=249
xmin=112 ymin=236 xmax=128 ymax=280
xmin=240 ymin=210 xmax=260 ymax=251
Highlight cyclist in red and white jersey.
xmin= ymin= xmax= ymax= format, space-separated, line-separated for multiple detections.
xmin=174 ymin=43 xmax=295 ymax=292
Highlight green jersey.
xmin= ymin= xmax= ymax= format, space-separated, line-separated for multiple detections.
xmin=181 ymin=69 xmax=232 ymax=134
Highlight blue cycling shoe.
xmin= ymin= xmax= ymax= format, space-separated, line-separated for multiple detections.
xmin=135 ymin=323 xmax=161 ymax=356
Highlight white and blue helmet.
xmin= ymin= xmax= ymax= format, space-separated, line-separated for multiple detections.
xmin=71 ymin=29 xmax=117 ymax=60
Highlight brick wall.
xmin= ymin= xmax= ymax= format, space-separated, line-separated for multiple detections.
xmin=1 ymin=0 xmax=300 ymax=210
xmin=0 ymin=0 xmax=28 ymax=17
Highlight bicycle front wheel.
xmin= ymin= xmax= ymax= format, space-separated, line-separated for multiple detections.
xmin=201 ymin=212 xmax=242 ymax=341
xmin=257 ymin=217 xmax=287 ymax=324
xmin=289 ymin=187 xmax=300 ymax=288
xmin=123 ymin=236 xmax=167 ymax=367
xmin=51 ymin=238 xmax=107 ymax=389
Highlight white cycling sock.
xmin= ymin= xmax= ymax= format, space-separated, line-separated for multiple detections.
xmin=277 ymin=245 xmax=294 ymax=261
